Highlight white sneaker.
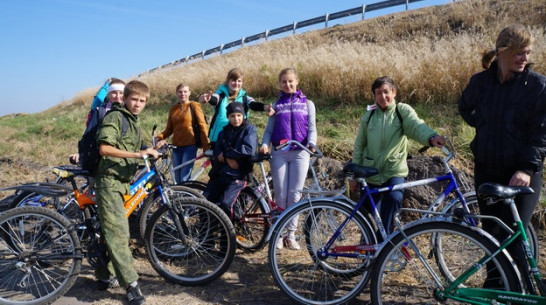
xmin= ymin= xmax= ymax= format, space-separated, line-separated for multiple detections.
xmin=276 ymin=238 xmax=284 ymax=250
xmin=285 ymin=237 xmax=300 ymax=250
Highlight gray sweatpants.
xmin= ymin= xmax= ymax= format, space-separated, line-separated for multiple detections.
xmin=271 ymin=149 xmax=310 ymax=231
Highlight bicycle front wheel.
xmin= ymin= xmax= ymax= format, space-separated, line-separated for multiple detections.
xmin=145 ymin=197 xmax=236 ymax=285
xmin=268 ymin=201 xmax=375 ymax=305
xmin=0 ymin=206 xmax=82 ymax=305
xmin=234 ymin=187 xmax=269 ymax=251
xmin=138 ymin=185 xmax=205 ymax=239
xmin=369 ymin=220 xmax=521 ymax=305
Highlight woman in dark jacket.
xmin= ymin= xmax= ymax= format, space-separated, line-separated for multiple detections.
xmin=458 ymin=24 xmax=546 ymax=287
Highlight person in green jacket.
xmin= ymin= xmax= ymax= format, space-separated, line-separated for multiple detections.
xmin=95 ymin=80 xmax=159 ymax=305
xmin=352 ymin=76 xmax=445 ymax=234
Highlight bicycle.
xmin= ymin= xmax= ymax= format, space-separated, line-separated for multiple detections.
xmin=232 ymin=140 xmax=325 ymax=251
xmin=0 ymin=153 xmax=236 ymax=305
xmin=369 ymin=182 xmax=545 ymax=304
xmin=265 ymin=139 xmax=538 ymax=305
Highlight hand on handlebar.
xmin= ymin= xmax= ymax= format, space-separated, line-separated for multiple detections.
xmin=259 ymin=144 xmax=269 ymax=154
xmin=141 ymin=147 xmax=160 ymax=160
xmin=429 ymin=135 xmax=446 ymax=148
xmin=226 ymin=158 xmax=239 ymax=169
xmin=154 ymin=139 xmax=168 ymax=150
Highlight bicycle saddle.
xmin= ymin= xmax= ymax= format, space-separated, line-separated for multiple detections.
xmin=477 ymin=182 xmax=534 ymax=200
xmin=249 ymin=153 xmax=272 ymax=163
xmin=342 ymin=163 xmax=379 ymax=178
xmin=54 ymin=165 xmax=91 ymax=176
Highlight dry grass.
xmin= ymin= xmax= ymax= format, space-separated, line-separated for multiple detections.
xmin=63 ymin=0 xmax=546 ymax=109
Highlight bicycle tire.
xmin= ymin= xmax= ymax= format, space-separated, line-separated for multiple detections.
xmin=369 ymin=220 xmax=521 ymax=305
xmin=233 ymin=187 xmax=269 ymax=251
xmin=268 ymin=201 xmax=374 ymax=305
xmin=145 ymin=197 xmax=236 ymax=285
xmin=0 ymin=206 xmax=82 ymax=305
xmin=444 ymin=194 xmax=539 ymax=263
xmin=138 ymin=185 xmax=205 ymax=239
xmin=178 ymin=180 xmax=207 ymax=193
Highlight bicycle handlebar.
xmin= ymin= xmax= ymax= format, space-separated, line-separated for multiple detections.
xmin=417 ymin=136 xmax=456 ymax=163
xmin=274 ymin=140 xmax=323 ymax=158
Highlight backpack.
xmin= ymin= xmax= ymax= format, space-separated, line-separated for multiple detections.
xmin=366 ymin=104 xmax=404 ymax=133
xmin=78 ymin=106 xmax=129 ymax=176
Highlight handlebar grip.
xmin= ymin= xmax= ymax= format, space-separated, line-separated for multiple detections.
xmin=418 ymin=146 xmax=430 ymax=154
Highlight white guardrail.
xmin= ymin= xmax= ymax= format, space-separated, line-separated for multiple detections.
xmin=140 ymin=0 xmax=454 ymax=75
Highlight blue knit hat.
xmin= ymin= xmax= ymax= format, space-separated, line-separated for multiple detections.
xmin=226 ymin=102 xmax=244 ymax=117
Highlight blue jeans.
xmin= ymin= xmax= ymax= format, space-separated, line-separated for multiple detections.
xmin=203 ymin=175 xmax=247 ymax=220
xmin=171 ymin=145 xmax=198 ymax=184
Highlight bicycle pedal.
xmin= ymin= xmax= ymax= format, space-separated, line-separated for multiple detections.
xmin=236 ymin=236 xmax=247 ymax=242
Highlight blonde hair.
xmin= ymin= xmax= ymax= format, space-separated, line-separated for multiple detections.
xmin=124 ymin=80 xmax=150 ymax=99
xmin=278 ymin=67 xmax=299 ymax=83
xmin=482 ymin=24 xmax=534 ymax=69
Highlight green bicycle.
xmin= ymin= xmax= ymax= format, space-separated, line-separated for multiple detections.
xmin=369 ymin=182 xmax=545 ymax=305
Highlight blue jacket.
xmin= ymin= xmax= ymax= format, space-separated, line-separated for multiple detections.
xmin=212 ymin=121 xmax=257 ymax=179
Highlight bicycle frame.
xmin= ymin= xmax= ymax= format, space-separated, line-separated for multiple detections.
xmin=73 ymin=156 xmax=167 ymax=218
xmin=243 ymin=141 xmax=326 ymax=225
xmin=168 ymin=152 xmax=212 ymax=184
xmin=428 ymin=200 xmax=546 ymax=304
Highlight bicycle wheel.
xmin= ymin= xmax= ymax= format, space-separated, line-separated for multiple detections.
xmin=233 ymin=187 xmax=269 ymax=251
xmin=138 ymin=185 xmax=205 ymax=238
xmin=268 ymin=201 xmax=375 ymax=305
xmin=303 ymin=201 xmax=377 ymax=278
xmin=369 ymin=220 xmax=521 ymax=305
xmin=0 ymin=206 xmax=82 ymax=305
xmin=10 ymin=191 xmax=87 ymax=231
xmin=444 ymin=194 xmax=539 ymax=262
xmin=145 ymin=197 xmax=236 ymax=285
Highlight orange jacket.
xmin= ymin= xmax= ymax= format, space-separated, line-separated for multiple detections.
xmin=157 ymin=101 xmax=210 ymax=150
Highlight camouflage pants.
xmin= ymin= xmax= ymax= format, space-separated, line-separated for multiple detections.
xmin=95 ymin=177 xmax=138 ymax=288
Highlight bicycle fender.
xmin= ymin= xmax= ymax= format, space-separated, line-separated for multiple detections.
xmin=0 ymin=183 xmax=73 ymax=197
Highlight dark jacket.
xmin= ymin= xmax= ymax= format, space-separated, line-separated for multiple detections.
xmin=458 ymin=62 xmax=546 ymax=177
xmin=211 ymin=121 xmax=257 ymax=179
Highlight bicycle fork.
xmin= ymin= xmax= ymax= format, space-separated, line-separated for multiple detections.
xmin=161 ymin=186 xmax=191 ymax=244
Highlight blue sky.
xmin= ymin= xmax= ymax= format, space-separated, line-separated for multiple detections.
xmin=0 ymin=0 xmax=453 ymax=116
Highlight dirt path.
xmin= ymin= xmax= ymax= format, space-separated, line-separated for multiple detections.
xmin=52 ymin=231 xmax=546 ymax=305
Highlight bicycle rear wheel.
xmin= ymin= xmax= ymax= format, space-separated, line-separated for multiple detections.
xmin=138 ymin=185 xmax=205 ymax=238
xmin=369 ymin=220 xmax=521 ymax=305
xmin=145 ymin=197 xmax=236 ymax=285
xmin=10 ymin=190 xmax=86 ymax=227
xmin=0 ymin=206 xmax=82 ymax=305
xmin=234 ymin=187 xmax=269 ymax=251
xmin=268 ymin=201 xmax=374 ymax=305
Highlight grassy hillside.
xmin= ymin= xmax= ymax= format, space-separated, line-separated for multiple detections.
xmin=0 ymin=0 xmax=545 ymax=189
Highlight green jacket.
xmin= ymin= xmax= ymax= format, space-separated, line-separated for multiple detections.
xmin=352 ymin=101 xmax=437 ymax=185
xmin=95 ymin=104 xmax=143 ymax=184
